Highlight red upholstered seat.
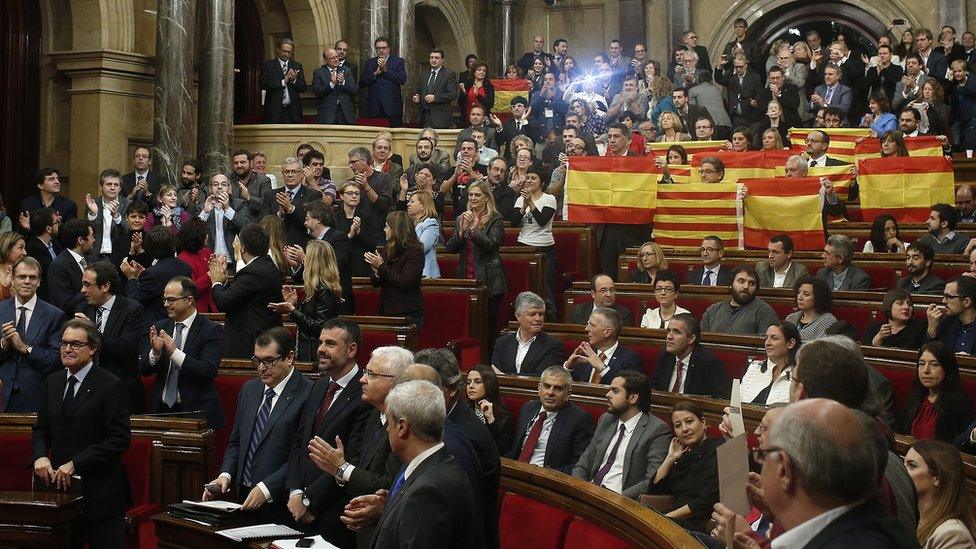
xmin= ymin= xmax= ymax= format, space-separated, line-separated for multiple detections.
xmin=359 ymin=329 xmax=398 ymax=362
xmin=611 ymin=295 xmax=644 ymax=327
xmin=499 ymin=493 xmax=572 ymax=549
xmin=354 ymin=286 xmax=381 ymax=314
xmin=563 ymin=518 xmax=631 ymax=549
xmin=354 ymin=286 xmax=479 ymax=355
xmin=857 ymin=264 xmax=896 ymax=290
xmin=0 ymin=433 xmax=32 ymax=490
xmin=872 ymin=364 xmax=917 ymax=411
xmin=831 ymin=306 xmax=875 ymax=338
xmin=711 ymin=349 xmax=752 ymax=381
xmin=502 ymin=394 xmax=533 ymax=423
xmin=439 ymin=255 xmax=534 ymax=330
xmin=214 ymin=375 xmax=250 ymax=464
xmin=676 ymin=294 xmax=721 ymax=318
xmin=123 ymin=437 xmax=162 ymax=549
xmin=766 ymin=301 xmax=795 ymax=320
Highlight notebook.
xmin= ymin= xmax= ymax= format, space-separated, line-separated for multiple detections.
xmin=215 ymin=524 xmax=303 ymax=542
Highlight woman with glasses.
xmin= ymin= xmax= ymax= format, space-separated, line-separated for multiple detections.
xmin=640 ymin=270 xmax=688 ymax=329
xmin=863 ymin=289 xmax=925 ymax=349
xmin=366 ymin=211 xmax=425 ymax=328
xmin=464 ymin=365 xmax=515 ymax=452
xmin=785 ymin=276 xmax=837 ymax=342
xmin=335 ymin=180 xmax=378 ymax=277
xmin=630 ymin=241 xmax=667 ymax=284
xmin=903 ymin=440 xmax=976 ymax=547
xmin=740 ymin=321 xmax=799 ymax=405
xmin=895 ymin=341 xmax=974 ymax=443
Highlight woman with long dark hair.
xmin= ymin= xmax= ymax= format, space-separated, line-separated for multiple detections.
xmin=740 ymin=321 xmax=800 ymax=405
xmin=896 ymin=341 xmax=975 ymax=442
xmin=175 ymin=218 xmax=217 ymax=313
xmin=465 ymin=365 xmax=515 ymax=452
xmin=366 ymin=210 xmax=425 ymax=328
xmin=458 ymin=60 xmax=495 ymax=121
xmin=864 ymin=214 xmax=907 ymax=253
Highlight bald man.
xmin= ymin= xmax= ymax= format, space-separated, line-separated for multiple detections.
xmin=957 ymin=184 xmax=976 ymax=223
xmin=517 ymin=35 xmax=554 ymax=74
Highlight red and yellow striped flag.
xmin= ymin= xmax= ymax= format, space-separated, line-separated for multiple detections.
xmin=653 ymin=184 xmax=740 ymax=248
xmin=663 ymin=164 xmax=694 ymax=184
xmin=740 ymin=178 xmax=825 ymax=250
xmin=852 ymin=136 xmax=944 ymax=160
xmin=691 ymin=151 xmax=794 ymax=183
xmin=773 ymin=164 xmax=854 ymax=201
xmin=565 ymin=156 xmax=659 ymax=224
xmin=490 ymin=79 xmax=532 ymax=121
xmin=788 ymin=128 xmax=872 ymax=163
xmin=858 ymin=156 xmax=956 ymax=222
xmin=647 ymin=141 xmax=727 ymax=163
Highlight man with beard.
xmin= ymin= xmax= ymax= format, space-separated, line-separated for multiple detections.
xmin=895 ymin=242 xmax=945 ymax=294
xmin=455 ymin=105 xmax=497 ymax=154
xmin=227 ymin=149 xmax=274 ymax=218
xmin=700 ymin=264 xmax=779 ymax=336
xmin=918 ymin=202 xmax=972 ymax=255
xmin=928 ymin=276 xmax=976 ymax=355
xmin=440 ymin=139 xmax=485 ymax=219
xmin=651 ymin=312 xmax=731 ymax=399
xmin=485 ymin=157 xmax=516 ymax=221
xmin=404 ymin=138 xmax=443 ymax=184
xmin=176 ymin=159 xmax=205 ymax=214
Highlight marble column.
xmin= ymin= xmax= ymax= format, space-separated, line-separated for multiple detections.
xmin=668 ymin=0 xmax=691 ymax=58
xmin=618 ymin=0 xmax=646 ymax=52
xmin=197 ymin=0 xmax=235 ymax=175
xmin=362 ymin=0 xmax=389 ymax=68
xmin=497 ymin=0 xmax=516 ymax=75
xmin=394 ymin=0 xmax=415 ymax=124
xmin=153 ymin=0 xmax=196 ymax=187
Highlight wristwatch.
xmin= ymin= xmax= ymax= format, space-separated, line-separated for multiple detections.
xmin=335 ymin=461 xmax=351 ymax=482
xmin=301 ymin=492 xmax=310 ymax=508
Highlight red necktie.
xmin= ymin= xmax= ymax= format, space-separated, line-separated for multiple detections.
xmin=517 ymin=411 xmax=548 ymax=463
xmin=313 ymin=381 xmax=341 ymax=432
xmin=670 ymin=359 xmax=685 ymax=393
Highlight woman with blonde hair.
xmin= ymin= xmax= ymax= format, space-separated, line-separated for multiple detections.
xmin=268 ymin=239 xmax=342 ymax=361
xmin=648 ymin=76 xmax=676 ymax=130
xmin=904 ymin=439 xmax=976 ymax=547
xmin=656 ymin=111 xmax=690 ymax=142
xmin=0 ymin=232 xmax=27 ymax=299
xmin=145 ymin=184 xmax=189 ymax=234
xmin=258 ymin=215 xmax=288 ymax=274
xmin=407 ymin=191 xmax=442 ymax=278
xmin=631 ymin=241 xmax=668 ymax=284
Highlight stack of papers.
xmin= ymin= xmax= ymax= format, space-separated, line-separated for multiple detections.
xmin=214 ymin=524 xmax=303 ymax=542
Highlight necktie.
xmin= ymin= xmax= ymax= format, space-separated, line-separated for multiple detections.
xmin=592 ymin=423 xmax=627 ymax=486
xmin=162 ymin=322 xmax=185 ymax=407
xmin=63 ymin=375 xmax=79 ymax=413
xmin=428 ymin=70 xmax=436 ymax=87
xmin=241 ymin=387 xmax=276 ymax=487
xmin=15 ymin=306 xmax=26 ymax=336
xmin=313 ymin=381 xmax=341 ymax=432
xmin=671 ymin=359 xmax=685 ymax=393
xmin=517 ymin=411 xmax=548 ymax=463
xmin=824 ymin=86 xmax=834 ymax=105
xmin=589 ymin=352 xmax=607 ymax=383
xmin=94 ymin=306 xmax=105 ymax=332
xmin=389 ymin=466 xmax=407 ymax=500
xmin=702 ymin=271 xmax=713 ymax=286
xmin=46 ymin=242 xmax=56 ymax=259
xmin=79 ymin=257 xmax=88 ymax=270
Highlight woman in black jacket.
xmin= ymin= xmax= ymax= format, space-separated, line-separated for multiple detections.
xmin=268 ymin=239 xmax=343 ymax=362
xmin=366 ymin=210 xmax=425 ymax=328
xmin=895 ymin=341 xmax=975 ymax=443
xmin=335 ymin=180 xmax=382 ymax=277
xmin=465 ymin=365 xmax=515 ymax=452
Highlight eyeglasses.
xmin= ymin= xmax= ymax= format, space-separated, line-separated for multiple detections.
xmin=60 ymin=340 xmax=90 ymax=350
xmin=699 ymin=247 xmax=721 ymax=253
xmin=654 ymin=287 xmax=676 ymax=294
xmin=638 ymin=252 xmax=656 ymax=258
xmin=750 ymin=446 xmax=783 ymax=464
xmin=944 ymin=293 xmax=962 ymax=300
xmin=343 ymin=190 xmax=361 ymax=196
xmin=162 ymin=295 xmax=191 ymax=304
xmin=251 ymin=355 xmax=283 ymax=368
xmin=365 ymin=368 xmax=395 ymax=380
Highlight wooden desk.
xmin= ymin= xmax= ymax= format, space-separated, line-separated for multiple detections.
xmin=0 ymin=491 xmax=84 ymax=548
xmin=153 ymin=513 xmax=280 ymax=549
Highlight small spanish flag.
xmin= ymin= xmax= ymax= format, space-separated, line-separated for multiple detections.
xmin=852 ymin=136 xmax=944 ymax=160
xmin=653 ymin=184 xmax=740 ymax=248
xmin=691 ymin=151 xmax=794 ymax=183
xmin=741 ymin=177 xmax=825 ymax=250
xmin=788 ymin=127 xmax=872 ymax=163
xmin=491 ymin=79 xmax=532 ymax=121
xmin=858 ymin=156 xmax=955 ymax=222
xmin=565 ymin=156 xmax=659 ymax=224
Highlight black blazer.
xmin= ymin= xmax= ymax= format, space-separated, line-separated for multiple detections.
xmin=372 ymin=245 xmax=424 ymax=316
xmin=25 ymin=236 xmax=63 ymax=302
xmin=490 ymin=331 xmax=564 ymax=376
xmin=444 ymin=212 xmax=508 ymax=297
xmin=802 ymin=499 xmax=921 ymax=549
xmin=201 ymin=198 xmax=251 ymax=256
xmin=496 ymin=118 xmax=543 ymax=160
xmin=268 ymin=186 xmax=324 ymax=247
xmin=288 ymin=285 xmax=341 ymax=362
xmin=335 ymin=207 xmax=382 ymax=278
xmin=569 ymin=344 xmax=643 ymax=383
xmin=570 ymin=302 xmax=634 ymax=326
xmin=508 ymin=400 xmax=594 ymax=474
xmin=713 ymin=69 xmax=763 ymax=123
xmin=125 ymin=256 xmax=193 ymax=322
xmin=652 ymin=345 xmax=732 ymax=399
xmin=0 ymin=296 xmax=65 ymax=412
xmin=76 ymin=295 xmax=147 ymax=414
xmin=213 ymin=255 xmax=283 ymax=359
xmin=46 ymin=250 xmax=84 ymax=313
xmin=896 ymin=389 xmax=975 ymax=443
xmin=140 ymin=314 xmax=225 ymax=429
xmin=88 ymin=196 xmax=131 ymax=259
xmin=323 ymin=227 xmax=355 ymax=315
xmin=19 ymin=194 xmax=78 ymax=221
xmin=121 ymin=171 xmax=165 ymax=206
xmin=31 ymin=367 xmax=131 ymax=522
xmin=448 ymin=402 xmax=501 ymax=549
xmin=647 ymin=437 xmax=721 ymax=532
xmin=416 ymin=67 xmax=459 ymax=129
xmin=347 ymin=408 xmax=402 ymax=496
xmin=687 ymin=264 xmax=734 ymax=287
xmin=313 ymin=65 xmax=358 ymax=124
xmin=260 ymin=58 xmax=308 ymax=123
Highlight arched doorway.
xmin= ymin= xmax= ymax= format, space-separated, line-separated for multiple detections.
xmin=234 ymin=0 xmax=265 ymax=124
xmin=747 ymin=1 xmax=889 ymax=59
xmin=0 ymin=1 xmax=41 ymax=207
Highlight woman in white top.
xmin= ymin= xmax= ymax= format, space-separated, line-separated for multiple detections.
xmin=904 ymin=439 xmax=976 ymax=548
xmin=513 ymin=168 xmax=558 ymax=315
xmin=739 ymin=321 xmax=800 ymax=405
xmin=640 ymin=270 xmax=689 ymax=329
xmin=862 ymin=214 xmax=907 ymax=253
xmin=785 ymin=276 xmax=838 ymax=342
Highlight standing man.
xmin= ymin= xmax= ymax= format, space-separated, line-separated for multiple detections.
xmin=714 ymin=55 xmax=763 ymax=127
xmin=20 ymin=167 xmax=78 ymax=222
xmin=671 ymin=88 xmax=710 ymax=139
xmin=518 ymin=35 xmax=554 ymax=74
xmin=85 ymin=169 xmax=129 ymax=263
xmin=491 ymin=291 xmax=563 ymax=376
xmin=121 ymin=147 xmax=164 ymax=207
xmin=260 ymin=38 xmax=308 ymax=124
xmin=177 ymin=158 xmax=205 ymax=213
xmin=651 ymin=313 xmax=731 ymax=399
xmin=347 ymin=147 xmax=394 ymax=243
xmin=198 ymin=174 xmax=251 ymax=263
xmin=413 ymin=49 xmax=458 ymax=129
xmin=688 ymin=236 xmax=734 ymax=286
xmin=25 ymin=208 xmax=62 ymax=302
xmin=360 ymin=37 xmax=407 ymax=127
xmin=227 ymin=149 xmax=274 ymax=219
xmin=313 ymin=48 xmax=357 ymax=125
xmin=334 ymin=40 xmax=358 ymax=84
xmin=46 ymin=219 xmax=94 ymax=314
xmin=809 ymin=64 xmax=853 ymax=117
xmin=32 ymin=318 xmax=130 ymax=548
xmin=756 ymin=234 xmax=810 ymax=289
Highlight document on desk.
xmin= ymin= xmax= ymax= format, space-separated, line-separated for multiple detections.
xmin=272 ymin=535 xmax=340 ymax=549
xmin=215 ymin=524 xmax=303 ymax=542
xmin=180 ymin=499 xmax=242 ymax=513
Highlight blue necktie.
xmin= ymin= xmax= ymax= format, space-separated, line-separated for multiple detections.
xmin=389 ymin=466 xmax=406 ymax=500
xmin=161 ymin=323 xmax=185 ymax=407
xmin=241 ymin=387 xmax=275 ymax=487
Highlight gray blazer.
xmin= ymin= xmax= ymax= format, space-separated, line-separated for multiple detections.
xmin=572 ymin=411 xmax=670 ymax=499
xmin=689 ymin=82 xmax=732 ymax=127
xmin=815 ymin=264 xmax=872 ymax=291
xmin=755 ymin=259 xmax=810 ymax=289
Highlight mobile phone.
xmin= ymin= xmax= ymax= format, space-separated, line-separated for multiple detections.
xmin=892 ymin=18 xmax=905 ymax=25
xmin=296 ymin=539 xmax=315 ymax=548
xmin=204 ymin=483 xmax=223 ymax=495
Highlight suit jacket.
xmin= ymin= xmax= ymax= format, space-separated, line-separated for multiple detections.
xmin=213 ymin=255 xmax=283 ymax=358
xmin=815 ymin=264 xmax=872 ymax=291
xmin=228 ymin=171 xmax=275 ymax=219
xmin=372 ymin=245 xmax=424 ymax=315
xmin=713 ymin=69 xmax=763 ymax=123
xmin=200 ymin=199 xmax=251 ymax=257
xmin=140 ymin=314 xmax=225 ymax=429
xmin=447 ymin=402 xmax=500 ymax=549
xmin=689 ymin=82 xmax=732 ymax=127
xmin=444 ymin=212 xmax=508 ymax=296
xmin=810 ymin=83 xmax=854 ymax=114
xmin=19 ymin=194 xmax=79 ymax=221
xmin=688 ymin=264 xmax=735 ymax=287
xmin=865 ymin=63 xmax=904 ymax=103
xmin=674 ymin=105 xmax=711 ymax=135
xmin=313 ymin=64 xmax=358 ymax=124
xmin=270 ymin=186 xmax=325 ymax=247
xmin=360 ymin=56 xmax=407 ymax=118
xmin=31 ymin=367 xmax=131 ymax=522
xmin=652 ymin=345 xmax=732 ymax=399
xmin=46 ymin=250 xmax=84 ymax=313
xmin=495 ymin=118 xmax=543 ymax=160
xmin=125 ymin=256 xmax=193 ymax=323
xmin=572 ymin=411 xmax=671 ymax=499
xmin=121 ymin=171 xmax=165 ymax=207
xmin=922 ymin=51 xmax=949 ymax=82
xmin=508 ymin=401 xmax=594 ymax=474
xmin=347 ymin=408 xmax=402 ymax=497
xmin=76 ymin=295 xmax=146 ymax=414
xmin=88 ymin=196 xmax=131 ymax=259
xmin=417 ymin=67 xmax=459 ymax=129
xmin=25 ymin=236 xmax=63 ymax=302
xmin=0 ymin=297 xmax=64 ymax=412
xmin=491 ymin=331 xmax=563 ymax=376
xmin=369 ymin=447 xmax=483 ymax=549
xmin=570 ymin=302 xmax=633 ymax=326
xmin=569 ymin=344 xmax=643 ymax=384
xmin=895 ymin=274 xmax=946 ymax=295
xmin=803 ymin=499 xmax=920 ymax=549
xmin=756 ymin=259 xmax=810 ymax=289
xmin=220 ymin=371 xmax=313 ymax=501
xmin=260 ymin=58 xmax=308 ymax=123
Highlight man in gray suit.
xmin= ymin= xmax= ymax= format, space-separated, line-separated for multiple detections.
xmin=198 ymin=174 xmax=251 ymax=262
xmin=756 ymin=234 xmax=810 ymax=289
xmin=572 ymin=371 xmax=670 ymax=499
xmin=313 ymin=48 xmax=357 ymax=125
xmin=816 ymin=234 xmax=871 ymax=291
xmin=412 ymin=48 xmax=458 ymax=129
xmin=227 ymin=149 xmax=274 ymax=219
xmin=84 ymin=169 xmax=130 ymax=263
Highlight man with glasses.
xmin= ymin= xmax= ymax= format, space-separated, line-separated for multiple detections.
xmin=202 ymin=327 xmax=312 ymax=521
xmin=927 ymin=275 xmax=976 ymax=354
xmin=142 ymin=276 xmax=224 ymax=428
xmin=689 ymin=72 xmax=732 ymax=139
xmin=272 ymin=156 xmax=325 ymax=247
xmin=682 ymin=31 xmax=711 ymax=71
xmin=715 ymin=54 xmax=762 ymax=127
xmin=698 ymin=156 xmax=726 ymax=184
xmin=346 ymin=146 xmax=393 ymax=240
xmin=689 ymin=236 xmax=733 ymax=286
xmin=260 ymin=38 xmax=307 ymax=124
xmin=570 ymin=274 xmax=633 ymax=326
xmin=313 ymin=47 xmax=357 ymax=125
xmin=803 ymin=130 xmax=845 ymax=167
xmin=564 ymin=307 xmax=642 ymax=384
xmin=360 ymin=37 xmax=407 ymax=127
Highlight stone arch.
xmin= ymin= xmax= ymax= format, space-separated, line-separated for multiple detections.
xmin=417 ymin=0 xmax=477 ymax=63
xmin=279 ymin=0 xmax=342 ymax=58
xmin=101 ymin=0 xmax=134 ymax=51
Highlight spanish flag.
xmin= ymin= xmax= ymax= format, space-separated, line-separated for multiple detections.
xmin=691 ymin=151 xmax=794 ymax=183
xmin=491 ymin=79 xmax=531 ymax=121
xmin=858 ymin=156 xmax=956 ymax=222
xmin=653 ymin=184 xmax=740 ymax=248
xmin=740 ymin=177 xmax=825 ymax=250
xmin=646 ymin=141 xmax=727 ymax=162
xmin=852 ymin=136 xmax=944 ymax=160
xmin=772 ymin=164 xmax=854 ymax=202
xmin=565 ymin=156 xmax=659 ymax=224
xmin=788 ymin=128 xmax=872 ymax=163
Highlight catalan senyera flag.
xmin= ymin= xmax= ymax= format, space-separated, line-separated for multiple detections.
xmin=740 ymin=177 xmax=825 ymax=251
xmin=647 ymin=141 xmax=727 ymax=162
xmin=490 ymin=79 xmax=531 ymax=120
xmin=852 ymin=136 xmax=944 ymax=160
xmin=665 ymin=164 xmax=694 ymax=184
xmin=691 ymin=151 xmax=794 ymax=182
xmin=788 ymin=127 xmax=872 ymax=163
xmin=858 ymin=156 xmax=956 ymax=222
xmin=653 ymin=184 xmax=740 ymax=248
xmin=565 ymin=156 xmax=659 ymax=224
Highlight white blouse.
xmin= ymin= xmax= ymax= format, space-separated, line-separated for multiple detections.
xmin=740 ymin=358 xmax=793 ymax=405
xmin=640 ymin=305 xmax=690 ymax=329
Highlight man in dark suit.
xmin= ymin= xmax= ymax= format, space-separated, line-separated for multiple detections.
xmin=509 ymin=366 xmax=594 ymax=474
xmin=227 ymin=149 xmax=275 ymax=219
xmin=334 ymin=39 xmax=359 ymax=85
xmin=688 ymin=235 xmax=734 ymax=287
xmin=313 ymin=47 xmax=358 ymax=125
xmin=801 ymin=130 xmax=847 ymax=168
xmin=121 ymin=146 xmax=165 ymax=207
xmin=652 ymin=313 xmax=731 ymax=399
xmin=286 ymin=318 xmax=372 ymax=547
xmin=260 ymin=38 xmax=308 ymax=124
xmin=198 ymin=174 xmax=251 ymax=262
xmin=714 ymin=54 xmax=763 ymax=126
xmin=270 ymin=157 xmax=325 ymax=247
xmin=77 ymin=262 xmax=146 ymax=414
xmin=412 ymin=48 xmax=458 ymax=129
xmin=671 ymin=88 xmax=710 ymax=136
xmin=491 ymin=291 xmax=563 ymax=376
xmin=298 ymin=202 xmax=354 ymax=314
xmin=572 ymin=371 xmax=670 ymax=499
xmin=564 ymin=307 xmax=642 ymax=384
xmin=570 ymin=274 xmax=634 ymax=326
xmin=916 ymin=28 xmax=949 ymax=82
xmin=203 ymin=327 xmax=313 ymax=521
xmin=210 ymin=225 xmax=283 ymax=359
xmin=0 ymin=257 xmax=64 ymax=412
xmin=517 ymin=35 xmax=555 ymax=74
xmin=490 ymin=96 xmax=543 ymax=160
xmin=31 ymin=318 xmax=130 ymax=548
xmin=895 ymin=242 xmax=946 ymax=295
xmin=141 ymin=276 xmax=225 ymax=429
xmin=360 ymin=37 xmax=407 ymax=127
xmin=20 ymin=167 xmax=78 ymax=222
xmin=816 ymin=234 xmax=871 ymax=291
xmin=123 ymin=226 xmax=192 ymax=322
xmin=809 ymin=64 xmax=854 ymax=118
xmin=47 ymin=218 xmax=93 ymax=314
xmin=24 ymin=208 xmax=63 ymax=302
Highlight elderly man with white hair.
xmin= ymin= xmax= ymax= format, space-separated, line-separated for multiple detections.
xmin=491 ymin=292 xmax=563 ymax=376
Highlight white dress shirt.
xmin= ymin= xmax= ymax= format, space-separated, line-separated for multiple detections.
xmin=667 ymin=350 xmax=694 ymax=394
xmin=700 ymin=265 xmax=721 ymax=285
xmin=771 ymin=504 xmax=855 ymax=549
xmin=526 ymin=408 xmax=559 ymax=467
xmin=772 ymin=263 xmax=792 ymax=288
xmin=64 ymin=362 xmax=94 ymax=399
xmin=405 ymin=442 xmax=446 ymax=480
xmin=3 ymin=294 xmax=38 ymax=352
xmin=514 ymin=329 xmax=538 ymax=373
xmin=96 ymin=295 xmax=117 ymax=333
xmin=594 ymin=341 xmax=619 ymax=379
xmin=598 ymin=412 xmax=643 ymax=495
xmin=148 ymin=311 xmax=197 ymax=369
xmin=67 ymin=248 xmax=86 ymax=271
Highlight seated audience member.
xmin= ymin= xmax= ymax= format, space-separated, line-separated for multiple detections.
xmin=123 ymin=226 xmax=192 ymax=322
xmin=465 ymin=364 xmax=515 ymax=453
xmin=701 ymin=265 xmax=780 ymax=336
xmin=570 ymin=274 xmax=634 ymax=326
xmin=631 ymin=241 xmax=668 ymax=285
xmin=652 ymin=313 xmax=731 ymax=399
xmin=756 ymin=234 xmax=810 ymax=289
xmin=740 ymin=321 xmax=800 ymax=405
xmin=817 ymin=234 xmax=871 ymax=290
xmin=864 ymin=214 xmax=908 ymax=253
xmin=145 ymin=184 xmax=190 ymax=235
xmin=202 ymin=327 xmax=313 ymax=519
xmin=896 ymin=342 xmax=974 ymax=443
xmin=412 ymin=128 xmax=453 ymax=173
xmin=927 ymin=276 xmax=976 ymax=354
xmin=918 ymin=203 xmax=971 ymax=255
xmin=141 ymin=276 xmax=225 ymax=429
xmin=819 ymin=106 xmax=845 ymax=129
xmin=863 ymin=289 xmax=926 ymax=350
xmin=879 ymin=129 xmax=910 ymax=157
xmin=956 ymin=184 xmax=976 ymax=224
xmin=24 ymin=207 xmax=62 ymax=301
xmin=406 ymin=190 xmax=442 ymax=278
xmin=646 ymin=401 xmax=721 ymax=532
xmin=896 ymin=242 xmax=946 ymax=295
xmin=175 ymin=219 xmax=217 ymax=313
xmin=47 ymin=218 xmax=94 ymax=314
xmin=335 ymin=181 xmax=378 ymax=278
xmin=785 ymin=276 xmax=838 ymax=342
xmin=758 ymin=127 xmax=786 ymax=150
xmin=640 ymin=270 xmax=689 ymax=329
xmin=572 ymin=371 xmax=670 ymax=499
xmin=0 ymin=232 xmax=26 ymax=300
xmin=656 ymin=111 xmax=691 ymax=143
xmin=726 ymin=126 xmax=753 ymax=152
xmin=367 ymin=210 xmax=424 ymax=328
xmin=491 ymin=291 xmax=563 ymax=376
xmin=563 ymin=307 xmax=642 ymax=383
xmin=20 ymin=167 xmax=78 ymax=221
xmin=654 ymin=145 xmax=688 ymax=184
xmin=509 ymin=365 xmax=596 ymax=474
xmin=904 ymin=440 xmax=976 ymax=547
xmin=688 ymin=236 xmax=734 ymax=286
